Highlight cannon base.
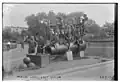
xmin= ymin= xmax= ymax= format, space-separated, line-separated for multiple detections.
xmin=66 ymin=50 xmax=73 ymax=60
xmin=26 ymin=54 xmax=50 ymax=68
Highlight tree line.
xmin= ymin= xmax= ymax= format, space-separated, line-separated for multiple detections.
xmin=3 ymin=11 xmax=114 ymax=42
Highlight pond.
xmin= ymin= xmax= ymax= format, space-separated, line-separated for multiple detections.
xmin=87 ymin=42 xmax=114 ymax=47
xmin=85 ymin=42 xmax=114 ymax=59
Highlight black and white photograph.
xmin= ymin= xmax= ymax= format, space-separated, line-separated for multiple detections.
xmin=2 ymin=3 xmax=117 ymax=81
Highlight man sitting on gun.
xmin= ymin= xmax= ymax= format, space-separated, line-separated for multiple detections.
xmin=49 ymin=31 xmax=59 ymax=48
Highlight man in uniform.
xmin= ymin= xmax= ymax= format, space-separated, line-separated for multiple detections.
xmin=34 ymin=32 xmax=45 ymax=54
xmin=24 ymin=35 xmax=36 ymax=54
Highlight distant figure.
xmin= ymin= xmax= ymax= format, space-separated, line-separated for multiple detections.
xmin=7 ymin=41 xmax=11 ymax=51
xmin=20 ymin=40 xmax=24 ymax=49
xmin=2 ymin=66 xmax=4 ymax=79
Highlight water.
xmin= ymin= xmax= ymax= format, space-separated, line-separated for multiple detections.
xmin=87 ymin=42 xmax=114 ymax=47
xmin=86 ymin=42 xmax=114 ymax=58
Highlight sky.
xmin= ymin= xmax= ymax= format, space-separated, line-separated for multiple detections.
xmin=3 ymin=4 xmax=115 ymax=27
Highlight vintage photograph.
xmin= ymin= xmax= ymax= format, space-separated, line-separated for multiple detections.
xmin=2 ymin=3 xmax=116 ymax=81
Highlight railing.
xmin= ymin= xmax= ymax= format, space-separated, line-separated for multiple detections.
xmin=84 ymin=38 xmax=114 ymax=42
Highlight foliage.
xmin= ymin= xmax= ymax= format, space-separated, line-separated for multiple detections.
xmin=36 ymin=12 xmax=48 ymax=20
xmin=84 ymin=19 xmax=101 ymax=35
xmin=24 ymin=11 xmax=114 ymax=41
xmin=102 ymin=22 xmax=114 ymax=37
xmin=47 ymin=10 xmax=56 ymax=24
xmin=3 ymin=27 xmax=22 ymax=41
xmin=99 ymin=29 xmax=108 ymax=38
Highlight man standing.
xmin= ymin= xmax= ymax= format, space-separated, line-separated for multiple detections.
xmin=34 ymin=33 xmax=45 ymax=54
xmin=24 ymin=35 xmax=36 ymax=54
xmin=7 ymin=41 xmax=11 ymax=51
xmin=20 ymin=39 xmax=24 ymax=49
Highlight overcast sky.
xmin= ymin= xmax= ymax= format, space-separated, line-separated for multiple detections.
xmin=3 ymin=4 xmax=115 ymax=27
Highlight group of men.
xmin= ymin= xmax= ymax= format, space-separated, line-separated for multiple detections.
xmin=24 ymin=32 xmax=46 ymax=54
xmin=23 ymin=26 xmax=77 ymax=55
xmin=23 ymin=15 xmax=88 ymax=54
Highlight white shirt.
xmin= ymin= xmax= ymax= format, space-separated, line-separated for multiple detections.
xmin=7 ymin=42 xmax=11 ymax=45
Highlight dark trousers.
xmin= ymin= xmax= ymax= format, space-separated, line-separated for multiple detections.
xmin=28 ymin=48 xmax=35 ymax=54
xmin=21 ymin=43 xmax=24 ymax=49
xmin=7 ymin=45 xmax=10 ymax=50
xmin=37 ymin=45 xmax=44 ymax=53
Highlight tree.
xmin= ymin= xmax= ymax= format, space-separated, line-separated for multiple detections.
xmin=3 ymin=31 xmax=11 ymax=40
xmin=2 ymin=28 xmax=21 ymax=41
xmin=47 ymin=10 xmax=56 ymax=24
xmin=84 ymin=19 xmax=101 ymax=35
xmin=25 ymin=14 xmax=51 ymax=40
xmin=25 ymin=14 xmax=39 ymax=28
xmin=25 ymin=13 xmax=46 ymax=36
xmin=66 ymin=12 xmax=84 ymax=24
xmin=103 ymin=22 xmax=114 ymax=32
xmin=11 ymin=32 xmax=21 ymax=40
xmin=67 ymin=12 xmax=84 ymax=18
xmin=103 ymin=22 xmax=114 ymax=28
xmin=102 ymin=22 xmax=114 ymax=37
xmin=99 ymin=29 xmax=108 ymax=38
xmin=2 ymin=28 xmax=12 ymax=40
xmin=25 ymin=11 xmax=105 ymax=41
xmin=84 ymin=19 xmax=96 ymax=26
xmin=36 ymin=12 xmax=47 ymax=21
xmin=57 ymin=12 xmax=67 ymax=23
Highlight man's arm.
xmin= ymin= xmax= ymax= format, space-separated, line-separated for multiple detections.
xmin=24 ymin=36 xmax=28 ymax=42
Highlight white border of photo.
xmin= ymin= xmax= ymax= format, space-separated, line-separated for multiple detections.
xmin=0 ymin=0 xmax=119 ymax=82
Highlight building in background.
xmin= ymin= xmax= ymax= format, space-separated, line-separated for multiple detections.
xmin=3 ymin=26 xmax=28 ymax=34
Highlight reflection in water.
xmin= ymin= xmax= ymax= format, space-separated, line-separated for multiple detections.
xmin=86 ymin=42 xmax=114 ymax=58
xmin=87 ymin=42 xmax=114 ymax=47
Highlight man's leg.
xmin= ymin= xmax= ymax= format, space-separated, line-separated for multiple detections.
xmin=37 ymin=45 xmax=43 ymax=54
xmin=28 ymin=48 xmax=35 ymax=55
xmin=7 ymin=45 xmax=10 ymax=51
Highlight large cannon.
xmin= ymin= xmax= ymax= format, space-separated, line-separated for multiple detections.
xmin=45 ymin=41 xmax=87 ymax=55
xmin=45 ymin=44 xmax=68 ymax=55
